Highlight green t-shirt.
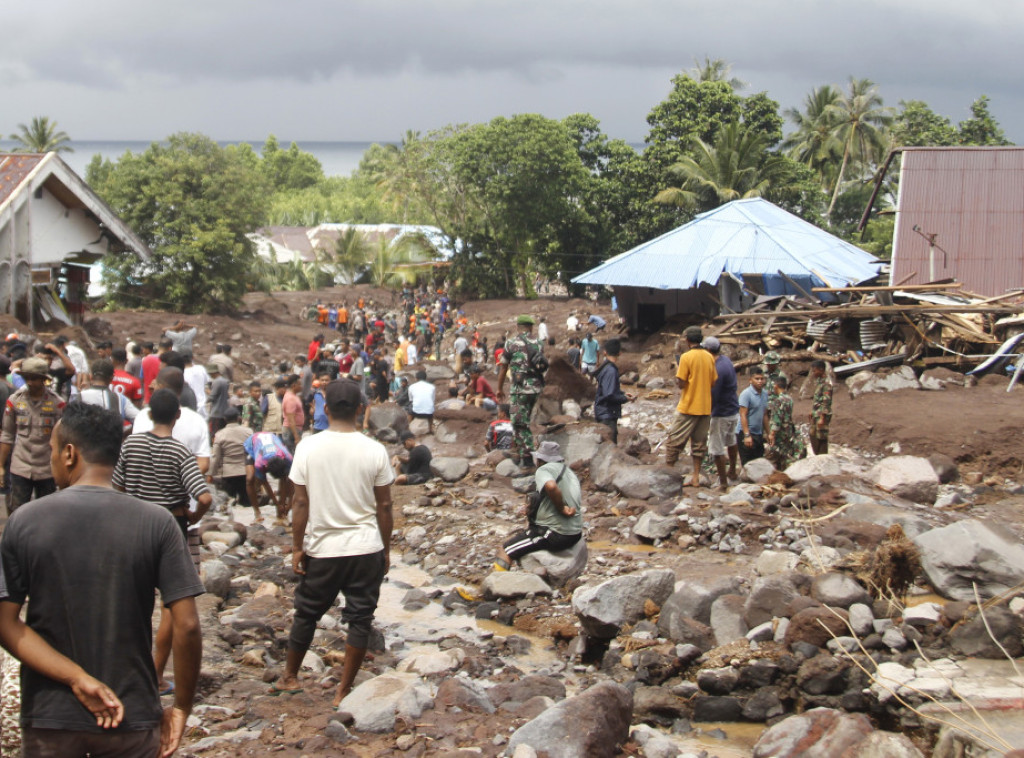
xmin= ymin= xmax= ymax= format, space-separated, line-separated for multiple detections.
xmin=533 ymin=461 xmax=583 ymax=535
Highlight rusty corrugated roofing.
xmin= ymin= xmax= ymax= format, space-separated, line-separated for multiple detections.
xmin=0 ymin=153 xmax=46 ymax=206
xmin=891 ymin=147 xmax=1024 ymax=296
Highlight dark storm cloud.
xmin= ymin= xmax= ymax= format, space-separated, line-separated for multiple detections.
xmin=2 ymin=0 xmax=1020 ymax=140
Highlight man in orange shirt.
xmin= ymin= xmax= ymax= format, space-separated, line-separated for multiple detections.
xmin=665 ymin=326 xmax=717 ymax=488
xmin=337 ymin=303 xmax=349 ymax=336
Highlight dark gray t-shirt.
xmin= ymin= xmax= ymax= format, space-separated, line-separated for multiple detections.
xmin=0 ymin=486 xmax=204 ymax=732
xmin=209 ymin=376 xmax=230 ymax=418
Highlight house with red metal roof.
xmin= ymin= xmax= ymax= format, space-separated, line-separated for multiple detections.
xmin=866 ymin=147 xmax=1024 ymax=297
xmin=0 ymin=152 xmax=150 ymax=326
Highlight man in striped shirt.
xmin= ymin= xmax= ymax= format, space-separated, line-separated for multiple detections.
xmin=113 ymin=389 xmax=211 ymax=697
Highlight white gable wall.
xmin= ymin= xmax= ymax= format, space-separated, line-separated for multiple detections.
xmin=29 ymin=186 xmax=111 ymax=265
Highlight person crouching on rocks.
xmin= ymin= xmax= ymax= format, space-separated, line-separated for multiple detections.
xmin=494 ymin=441 xmax=582 ymax=571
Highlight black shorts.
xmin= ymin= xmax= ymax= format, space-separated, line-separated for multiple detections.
xmin=290 ymin=550 xmax=386 ymax=650
xmin=222 ymin=475 xmax=251 ymax=506
xmin=401 ymin=473 xmax=430 ymax=485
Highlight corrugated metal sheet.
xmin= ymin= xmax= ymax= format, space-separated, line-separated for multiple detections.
xmin=891 ymin=147 xmax=1024 ymax=296
xmin=572 ymin=198 xmax=881 ymax=291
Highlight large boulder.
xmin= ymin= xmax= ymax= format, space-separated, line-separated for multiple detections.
xmin=337 ymin=673 xmax=433 ymax=732
xmin=429 ymin=457 xmax=470 ymax=482
xmin=915 ymin=520 xmax=1024 ymax=601
xmin=573 ymin=569 xmax=676 ymax=638
xmin=744 ymin=574 xmax=801 ymax=628
xmin=837 ymin=501 xmax=932 ymax=538
xmin=845 ymin=366 xmax=921 ymax=398
xmin=868 ymin=456 xmax=940 ymax=504
xmin=201 ymin=559 xmax=231 ymax=599
xmin=366 ymin=403 xmax=409 ymax=439
xmin=505 ymin=681 xmax=632 ymax=758
xmin=611 ymin=465 xmax=683 ymax=500
xmin=424 ymin=363 xmax=456 ymax=382
xmin=949 ymin=607 xmax=1024 ymax=658
xmin=657 ymin=577 xmax=742 ymax=631
xmin=590 ymin=443 xmax=633 ymax=490
xmin=520 ymin=540 xmax=588 ymax=587
xmin=743 ymin=458 xmax=777 ymax=484
xmin=542 ymin=425 xmax=606 ymax=467
xmin=753 ymin=707 xmax=875 ymax=758
xmin=784 ymin=455 xmax=844 ymax=483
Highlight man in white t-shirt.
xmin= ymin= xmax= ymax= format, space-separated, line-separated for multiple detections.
xmin=407 ymin=370 xmax=435 ymax=434
xmin=273 ymin=379 xmax=394 ymax=707
xmin=182 ymin=352 xmax=210 ymax=420
xmin=132 ymin=368 xmax=211 ymax=471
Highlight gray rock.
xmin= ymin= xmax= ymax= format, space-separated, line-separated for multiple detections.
xmin=404 ymin=525 xmax=428 ymax=549
xmin=505 ymin=681 xmax=632 ymax=758
xmin=573 ymin=569 xmax=676 ymax=638
xmin=435 ymin=677 xmax=496 ymax=713
xmin=697 ymin=667 xmax=739 ymax=696
xmin=720 ymin=486 xmax=754 ymax=505
xmin=366 ymin=403 xmax=410 ymax=437
xmin=692 ymin=696 xmax=743 ymax=722
xmin=846 ymin=731 xmax=925 ymax=757
xmin=746 ymin=621 xmax=775 ymax=643
xmin=744 ymin=574 xmax=800 ymax=628
xmin=633 ymin=510 xmax=677 ymax=541
xmin=433 ymin=422 xmax=459 ymax=443
xmin=915 ymin=520 xmax=1024 ymax=601
xmin=424 ymin=364 xmax=456 ymax=382
xmin=756 ymin=550 xmax=799 ymax=576
xmin=838 ymin=501 xmax=932 ymax=538
xmin=845 ymin=366 xmax=921 ymax=398
xmin=657 ymin=577 xmax=742 ymax=631
xmin=589 ymin=443 xmax=633 ymax=491
xmin=632 ymin=685 xmax=687 ymax=725
xmin=868 ymin=455 xmax=940 ymax=504
xmin=408 ymin=418 xmax=431 ymax=436
xmin=543 ymin=426 xmax=606 ymax=467
xmin=495 ymin=458 xmax=521 ymax=478
xmin=949 ymin=607 xmax=1024 ymax=658
xmin=810 ymin=573 xmax=871 ymax=608
xmin=519 ymin=539 xmax=588 ymax=587
xmin=482 ymin=572 xmax=553 ymax=599
xmin=753 ymin=707 xmax=874 ymax=758
xmin=709 ymin=594 xmax=749 ymax=646
xmin=784 ymin=454 xmax=843 ymax=483
xmin=337 ymin=672 xmax=433 ymax=732
xmin=611 ymin=465 xmax=683 ymax=500
xmin=436 ymin=398 xmax=466 ymax=412
xmin=902 ymin=602 xmax=942 ymax=627
xmin=511 ymin=475 xmax=535 ymax=493
xmin=882 ymin=626 xmax=907 ymax=650
xmin=743 ymin=457 xmax=776 ymax=484
xmin=429 ymin=456 xmax=470 ymax=482
xmin=742 ymin=687 xmax=785 ymax=722
xmin=928 ymin=453 xmax=959 ymax=484
xmin=201 ymin=559 xmax=231 ymax=599
xmin=847 ymin=603 xmax=874 ymax=636
xmin=201 ymin=531 xmax=242 ymax=548
xmin=662 ymin=616 xmax=715 ymax=651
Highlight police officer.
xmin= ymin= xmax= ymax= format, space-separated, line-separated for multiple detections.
xmin=0 ymin=356 xmax=66 ymax=513
xmin=496 ymin=315 xmax=547 ymax=468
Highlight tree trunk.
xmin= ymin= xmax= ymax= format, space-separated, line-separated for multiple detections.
xmin=826 ymin=141 xmax=851 ymax=220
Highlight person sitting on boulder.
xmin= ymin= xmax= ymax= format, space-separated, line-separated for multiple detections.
xmin=485 ymin=405 xmax=514 ymax=451
xmin=494 ymin=441 xmax=582 ymax=571
xmin=392 ymin=430 xmax=432 ymax=485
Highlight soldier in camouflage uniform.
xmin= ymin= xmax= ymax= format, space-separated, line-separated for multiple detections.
xmin=762 ymin=351 xmax=787 ymax=419
xmin=496 ymin=315 xmax=547 ymax=467
xmin=766 ymin=374 xmax=804 ymax=469
xmin=808 ymin=359 xmax=833 ymax=455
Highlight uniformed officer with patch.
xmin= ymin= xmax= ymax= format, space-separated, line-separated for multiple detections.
xmin=0 ymin=356 xmax=66 ymax=513
xmin=496 ymin=315 xmax=548 ymax=468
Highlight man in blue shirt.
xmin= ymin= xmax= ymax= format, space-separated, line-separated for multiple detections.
xmin=704 ymin=338 xmax=739 ymax=489
xmin=737 ymin=368 xmax=768 ymax=465
xmin=593 ymin=338 xmax=634 ymax=444
xmin=586 ymin=313 xmax=607 ymax=332
xmin=580 ymin=332 xmax=600 ymax=376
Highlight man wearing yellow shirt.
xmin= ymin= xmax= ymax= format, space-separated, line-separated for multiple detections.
xmin=393 ymin=339 xmax=408 ymax=374
xmin=665 ymin=326 xmax=717 ymax=488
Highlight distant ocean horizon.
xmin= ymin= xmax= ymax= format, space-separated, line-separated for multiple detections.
xmin=0 ymin=139 xmax=384 ymax=179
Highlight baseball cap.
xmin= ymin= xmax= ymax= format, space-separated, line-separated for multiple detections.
xmin=324 ymin=379 xmax=362 ymax=409
xmin=702 ymin=336 xmax=721 ymax=351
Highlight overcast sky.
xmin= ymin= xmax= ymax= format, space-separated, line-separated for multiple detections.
xmin=3 ymin=0 xmax=1021 ymax=145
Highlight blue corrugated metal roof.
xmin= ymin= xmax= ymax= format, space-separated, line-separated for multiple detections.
xmin=572 ymin=198 xmax=881 ymax=290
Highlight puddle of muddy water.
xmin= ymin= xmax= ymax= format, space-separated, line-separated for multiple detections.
xmin=588 ymin=539 xmax=660 ymax=553
xmin=673 ymin=721 xmax=764 ymax=757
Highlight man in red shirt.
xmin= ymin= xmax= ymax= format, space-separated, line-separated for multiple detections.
xmin=463 ymin=364 xmax=497 ymax=411
xmin=141 ymin=339 xmax=170 ymax=404
xmin=337 ymin=342 xmax=355 ymax=376
xmin=110 ymin=348 xmax=143 ymax=408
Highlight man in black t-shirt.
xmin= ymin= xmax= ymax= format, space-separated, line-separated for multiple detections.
xmin=0 ymin=402 xmax=204 ymax=757
xmin=392 ymin=429 xmax=432 ymax=485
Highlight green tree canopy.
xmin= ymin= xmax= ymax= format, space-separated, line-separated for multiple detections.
xmin=957 ymin=95 xmax=1012 ymax=146
xmin=11 ymin=116 xmax=73 ymax=153
xmin=87 ymin=132 xmax=270 ymax=312
xmin=260 ymin=135 xmax=325 ymax=191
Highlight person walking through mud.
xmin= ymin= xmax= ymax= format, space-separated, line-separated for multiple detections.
xmin=273 ymin=380 xmax=393 ymax=708
xmin=496 ymin=315 xmax=548 ymax=468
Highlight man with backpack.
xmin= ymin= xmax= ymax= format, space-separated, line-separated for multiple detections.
xmin=496 ymin=315 xmax=548 ymax=468
xmin=78 ymin=359 xmax=139 ymax=433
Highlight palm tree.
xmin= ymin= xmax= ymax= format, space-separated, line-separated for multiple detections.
xmin=368 ymin=232 xmax=435 ymax=289
xmin=824 ymin=78 xmax=892 ymax=218
xmin=331 ymin=227 xmax=372 ymax=284
xmin=655 ymin=122 xmax=784 ymax=210
xmin=11 ymin=116 xmax=73 ymax=153
xmin=783 ymin=85 xmax=843 ymax=190
xmin=688 ymin=56 xmax=746 ymax=90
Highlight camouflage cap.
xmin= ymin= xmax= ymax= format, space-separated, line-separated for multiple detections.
xmin=763 ymin=351 xmax=781 ymax=365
